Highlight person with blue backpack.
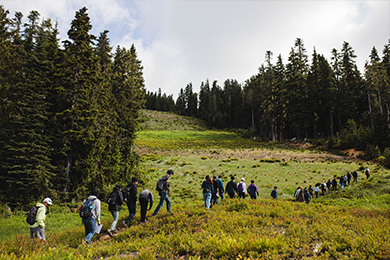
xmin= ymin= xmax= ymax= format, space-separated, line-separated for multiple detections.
xmin=80 ymin=189 xmax=101 ymax=244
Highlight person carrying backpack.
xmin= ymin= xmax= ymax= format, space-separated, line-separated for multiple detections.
xmin=123 ymin=177 xmax=138 ymax=227
xmin=365 ymin=167 xmax=370 ymax=179
xmin=225 ymin=176 xmax=238 ymax=198
xmin=107 ymin=184 xmax=124 ymax=236
xmin=237 ymin=178 xmax=247 ymax=199
xmin=29 ymin=197 xmax=52 ymax=242
xmin=247 ymin=180 xmax=259 ymax=199
xmin=152 ymin=169 xmax=174 ymax=216
xmin=81 ymin=189 xmax=101 ymax=244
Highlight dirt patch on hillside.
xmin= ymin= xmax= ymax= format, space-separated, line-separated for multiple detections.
xmin=135 ymin=147 xmax=352 ymax=163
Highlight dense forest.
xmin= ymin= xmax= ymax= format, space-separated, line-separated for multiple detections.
xmin=0 ymin=6 xmax=145 ymax=208
xmin=146 ymin=38 xmax=390 ymax=163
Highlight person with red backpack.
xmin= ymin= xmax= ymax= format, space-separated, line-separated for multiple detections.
xmin=365 ymin=167 xmax=370 ymax=179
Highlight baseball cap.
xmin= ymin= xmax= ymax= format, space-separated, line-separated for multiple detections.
xmin=43 ymin=198 xmax=53 ymax=205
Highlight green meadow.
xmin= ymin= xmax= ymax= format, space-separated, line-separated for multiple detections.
xmin=1 ymin=110 xmax=390 ymax=259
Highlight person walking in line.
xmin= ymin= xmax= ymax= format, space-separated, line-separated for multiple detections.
xmin=225 ymin=176 xmax=238 ymax=198
xmin=202 ymin=175 xmax=214 ymax=209
xmin=347 ymin=172 xmax=352 ymax=185
xmin=326 ymin=179 xmax=332 ymax=194
xmin=152 ymin=169 xmax=174 ymax=216
xmin=365 ymin=167 xmax=370 ymax=179
xmin=314 ymin=185 xmax=320 ymax=199
xmin=294 ymin=187 xmax=302 ymax=201
xmin=332 ymin=177 xmax=338 ymax=192
xmin=308 ymin=185 xmax=314 ymax=197
xmin=139 ymin=189 xmax=154 ymax=223
xmin=123 ymin=177 xmax=138 ymax=227
xmin=211 ymin=175 xmax=220 ymax=206
xmin=271 ymin=186 xmax=277 ymax=199
xmin=247 ymin=180 xmax=259 ymax=199
xmin=304 ymin=187 xmax=312 ymax=204
xmin=237 ymin=178 xmax=247 ymax=199
xmin=107 ymin=184 xmax=123 ymax=236
xmin=217 ymin=175 xmax=225 ymax=201
xmin=29 ymin=198 xmax=52 ymax=242
xmin=320 ymin=181 xmax=326 ymax=196
xmin=352 ymin=170 xmax=358 ymax=183
xmin=81 ymin=189 xmax=101 ymax=244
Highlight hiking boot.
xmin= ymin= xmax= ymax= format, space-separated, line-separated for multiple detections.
xmin=107 ymin=229 xmax=113 ymax=237
xmin=122 ymin=221 xmax=128 ymax=228
xmin=112 ymin=229 xmax=118 ymax=234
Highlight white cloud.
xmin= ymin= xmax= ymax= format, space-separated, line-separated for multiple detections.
xmin=1 ymin=0 xmax=389 ymax=98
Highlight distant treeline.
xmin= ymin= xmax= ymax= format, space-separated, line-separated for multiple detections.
xmin=145 ymin=38 xmax=390 ymax=164
xmin=0 ymin=7 xmax=145 ymax=208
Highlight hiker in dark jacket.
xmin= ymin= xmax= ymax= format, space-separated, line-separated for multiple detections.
xmin=332 ymin=177 xmax=338 ymax=192
xmin=123 ymin=177 xmax=138 ymax=227
xmin=326 ymin=179 xmax=332 ymax=194
xmin=225 ymin=176 xmax=238 ymax=198
xmin=153 ymin=169 xmax=174 ymax=216
xmin=304 ymin=187 xmax=311 ymax=204
xmin=211 ymin=175 xmax=220 ymax=206
xmin=202 ymin=175 xmax=214 ymax=209
xmin=347 ymin=172 xmax=352 ymax=185
xmin=247 ymin=180 xmax=259 ymax=199
xmin=107 ymin=184 xmax=123 ymax=236
xmin=139 ymin=189 xmax=154 ymax=223
xmin=352 ymin=170 xmax=358 ymax=183
xmin=217 ymin=175 xmax=225 ymax=201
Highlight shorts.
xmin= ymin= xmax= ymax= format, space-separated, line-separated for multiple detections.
xmin=30 ymin=226 xmax=45 ymax=240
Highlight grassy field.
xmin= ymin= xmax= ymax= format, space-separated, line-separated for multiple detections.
xmin=1 ymin=109 xmax=390 ymax=259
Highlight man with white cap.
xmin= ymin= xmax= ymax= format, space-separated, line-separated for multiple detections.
xmin=237 ymin=178 xmax=247 ymax=199
xmin=30 ymin=197 xmax=52 ymax=242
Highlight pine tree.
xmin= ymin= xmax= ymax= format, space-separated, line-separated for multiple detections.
xmin=111 ymin=44 xmax=145 ymax=181
xmin=285 ymin=38 xmax=309 ymax=138
xmin=0 ymin=10 xmax=54 ymax=207
xmin=54 ymin=7 xmax=100 ymax=196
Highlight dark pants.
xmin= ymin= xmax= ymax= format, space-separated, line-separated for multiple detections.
xmin=139 ymin=198 xmax=148 ymax=222
xmin=125 ymin=201 xmax=136 ymax=224
xmin=238 ymin=191 xmax=246 ymax=199
xmin=249 ymin=193 xmax=257 ymax=199
xmin=228 ymin=192 xmax=235 ymax=198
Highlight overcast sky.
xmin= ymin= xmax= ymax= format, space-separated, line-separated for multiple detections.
xmin=1 ymin=0 xmax=389 ymax=98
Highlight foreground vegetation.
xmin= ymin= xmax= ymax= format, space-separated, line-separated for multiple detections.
xmin=1 ymin=198 xmax=390 ymax=259
xmin=1 ymin=110 xmax=390 ymax=259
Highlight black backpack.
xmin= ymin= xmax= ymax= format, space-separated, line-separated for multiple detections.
xmin=26 ymin=206 xmax=39 ymax=225
xmin=107 ymin=190 xmax=117 ymax=206
xmin=79 ymin=198 xmax=95 ymax=218
xmin=156 ymin=177 xmax=165 ymax=192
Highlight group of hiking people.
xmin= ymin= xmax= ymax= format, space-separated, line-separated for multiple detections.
xmin=201 ymin=175 xmax=278 ymax=209
xmin=28 ymin=169 xmax=173 ymax=244
xmin=294 ymin=167 xmax=369 ymax=204
xmin=29 ymin=167 xmax=369 ymax=244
